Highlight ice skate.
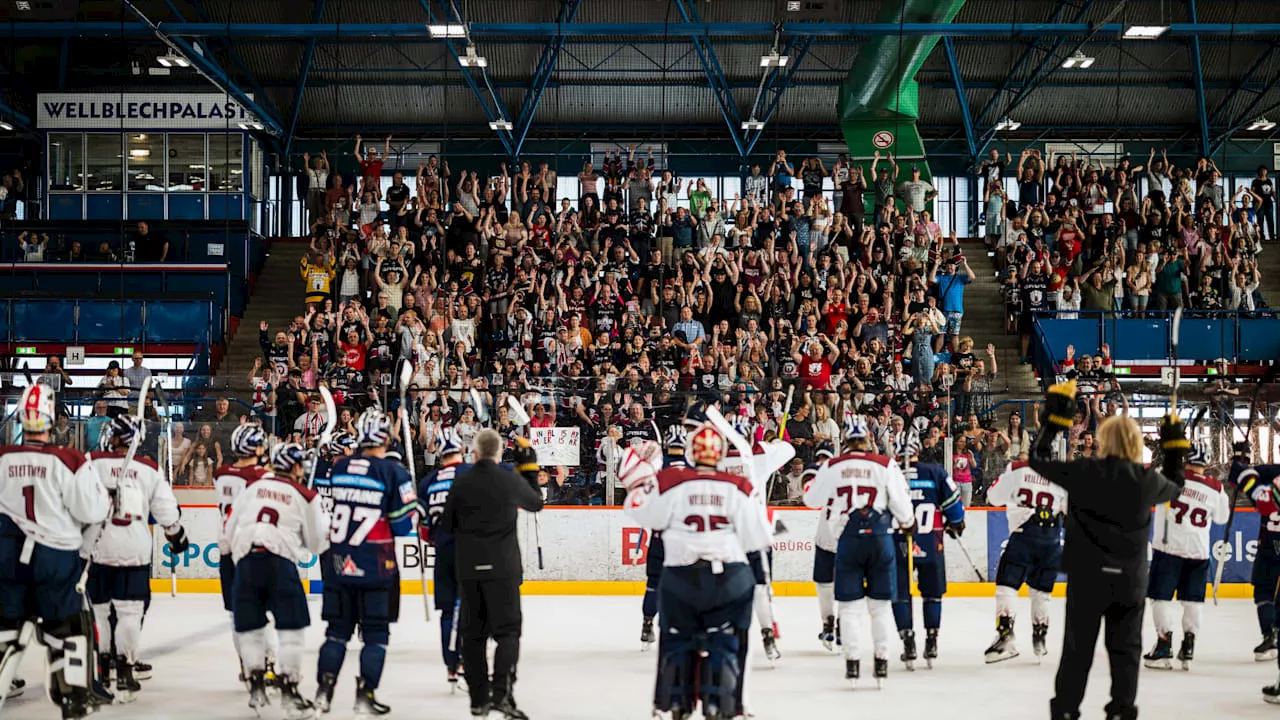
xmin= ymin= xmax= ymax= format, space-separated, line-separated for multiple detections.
xmin=1264 ymin=673 xmax=1280 ymax=704
xmin=114 ymin=655 xmax=141 ymax=704
xmin=844 ymin=658 xmax=860 ymax=685
xmin=873 ymin=657 xmax=888 ymax=689
xmin=1032 ymin=623 xmax=1049 ymax=661
xmin=924 ymin=628 xmax=939 ymax=669
xmin=354 ymin=678 xmax=391 ymax=717
xmin=819 ymin=616 xmax=836 ymax=652
xmin=490 ymin=678 xmax=529 ymax=720
xmin=264 ymin=658 xmax=280 ymax=692
xmin=984 ymin=617 xmax=1019 ymax=664
xmin=1178 ymin=633 xmax=1195 ymax=670
xmin=132 ymin=660 xmax=152 ymax=681
xmin=1143 ymin=633 xmax=1173 ymax=670
xmin=899 ymin=629 xmax=917 ymax=671
xmin=641 ymin=617 xmax=656 ymax=651
xmin=1256 ymin=632 xmax=1277 ymax=662
xmin=761 ymin=627 xmax=780 ymax=664
xmin=471 ymin=703 xmax=491 ymax=717
xmin=314 ymin=672 xmax=336 ymax=714
xmin=280 ymin=677 xmax=316 ymax=720
xmin=6 ymin=677 xmax=24 ymax=699
xmin=247 ymin=670 xmax=271 ymax=714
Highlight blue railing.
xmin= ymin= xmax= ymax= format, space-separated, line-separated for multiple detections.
xmin=0 ymin=298 xmax=214 ymax=344
xmin=1033 ymin=310 xmax=1280 ymax=369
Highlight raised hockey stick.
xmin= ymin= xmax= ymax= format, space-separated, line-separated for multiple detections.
xmin=765 ymin=385 xmax=795 ymax=504
xmin=78 ymin=376 xmax=151 ymax=595
xmin=398 ymin=362 xmax=433 ymax=618
xmin=1162 ymin=307 xmax=1183 ymax=547
xmin=304 ymin=385 xmax=337 ymax=490
xmin=150 ymin=379 xmax=179 ymax=598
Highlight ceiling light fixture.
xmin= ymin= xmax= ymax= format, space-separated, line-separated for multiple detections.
xmin=760 ymin=52 xmax=788 ymax=68
xmin=428 ymin=24 xmax=467 ymax=38
xmin=995 ymin=117 xmax=1022 ymax=132
xmin=0 ymin=121 xmax=13 ymax=131
xmin=741 ymin=119 xmax=766 ymax=131
xmin=129 ymin=148 xmax=151 ymax=158
xmin=1061 ymin=51 xmax=1096 ymax=69
xmin=156 ymin=52 xmax=191 ymax=68
xmin=458 ymin=46 xmax=488 ymax=68
xmin=1247 ymin=117 xmax=1278 ymax=131
xmin=1123 ymin=25 xmax=1169 ymax=39
xmin=237 ymin=122 xmax=264 ymax=131
xmin=489 ymin=119 xmax=513 ymax=131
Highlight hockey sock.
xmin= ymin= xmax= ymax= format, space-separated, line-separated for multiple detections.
xmin=1151 ymin=600 xmax=1175 ymax=636
xmin=439 ymin=609 xmax=458 ymax=668
xmin=113 ymin=601 xmax=145 ymax=663
xmin=642 ymin=582 xmax=659 ymax=619
xmin=994 ymin=585 xmax=1018 ymax=620
xmin=868 ymin=600 xmax=895 ymax=660
xmin=892 ymin=599 xmax=913 ymax=631
xmin=316 ymin=637 xmax=349 ymax=681
xmin=275 ymin=630 xmax=306 ymax=680
xmin=1029 ymin=589 xmax=1052 ymax=626
xmin=264 ymin=624 xmax=280 ymax=663
xmin=836 ymin=599 xmax=866 ymax=660
xmin=1258 ymin=601 xmax=1276 ymax=636
xmin=1180 ymin=601 xmax=1202 ymax=636
xmin=237 ymin=628 xmax=268 ymax=673
xmin=816 ymin=583 xmax=835 ymax=622
xmin=359 ymin=645 xmax=387 ymax=689
xmin=922 ymin=598 xmax=942 ymax=630
xmin=89 ymin=604 xmax=112 ymax=655
xmin=752 ymin=587 xmax=775 ymax=631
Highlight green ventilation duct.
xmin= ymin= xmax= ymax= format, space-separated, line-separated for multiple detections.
xmin=838 ymin=0 xmax=967 ymax=189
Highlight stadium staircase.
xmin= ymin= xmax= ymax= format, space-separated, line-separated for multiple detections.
xmin=211 ymin=239 xmax=309 ymax=388
xmin=959 ymin=241 xmax=1041 ymax=410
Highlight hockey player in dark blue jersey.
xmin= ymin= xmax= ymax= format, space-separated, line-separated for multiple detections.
xmin=314 ymin=410 xmax=417 ymax=717
xmin=1225 ymin=443 xmax=1280 ymax=667
xmin=891 ymin=437 xmax=965 ymax=670
xmin=417 ymin=428 xmax=471 ymax=688
xmin=312 ymin=432 xmax=357 ymax=600
xmin=640 ymin=424 xmax=690 ymax=650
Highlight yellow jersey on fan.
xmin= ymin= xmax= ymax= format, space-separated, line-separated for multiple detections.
xmin=300 ymin=254 xmax=336 ymax=305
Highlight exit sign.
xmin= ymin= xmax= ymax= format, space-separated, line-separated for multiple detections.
xmin=15 ymin=347 xmax=37 ymax=355
xmin=113 ymin=347 xmax=135 ymax=355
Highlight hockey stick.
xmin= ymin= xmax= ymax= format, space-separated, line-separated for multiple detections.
xmin=150 ymin=379 xmax=179 ymax=598
xmin=1162 ymin=307 xmax=1183 ymax=547
xmin=78 ymin=376 xmax=151 ymax=595
xmin=304 ymin=385 xmax=337 ymax=490
xmin=952 ymin=537 xmax=986 ymax=583
xmin=765 ymin=385 xmax=795 ymax=505
xmin=399 ymin=362 xmax=433 ymax=618
xmin=1212 ymin=366 xmax=1274 ymax=604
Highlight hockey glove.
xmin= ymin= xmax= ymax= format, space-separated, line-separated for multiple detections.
xmin=945 ymin=519 xmax=965 ymax=539
xmin=1160 ymin=412 xmax=1189 ymax=484
xmin=513 ymin=436 xmax=540 ymax=477
xmin=165 ymin=526 xmax=190 ymax=556
xmin=1032 ymin=379 xmax=1078 ymax=460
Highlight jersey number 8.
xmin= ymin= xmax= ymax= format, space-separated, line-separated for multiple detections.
xmin=331 ymin=505 xmax=381 ymax=546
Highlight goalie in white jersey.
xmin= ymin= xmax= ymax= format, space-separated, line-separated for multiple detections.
xmin=1143 ymin=440 xmax=1230 ymax=670
xmin=0 ymin=383 xmax=109 ymax=720
xmin=225 ymin=442 xmax=330 ymax=718
xmin=621 ymin=423 xmax=772 ymax=720
xmin=985 ymin=454 xmax=1069 ymax=663
xmin=84 ymin=415 xmax=188 ymax=701
xmin=803 ymin=417 xmax=915 ymax=686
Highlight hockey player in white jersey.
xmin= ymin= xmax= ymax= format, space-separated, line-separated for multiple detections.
xmin=718 ymin=415 xmax=795 ymax=663
xmin=621 ymin=424 xmax=773 ymax=720
xmin=1143 ymin=440 xmax=1230 ymax=670
xmin=214 ymin=423 xmax=272 ymax=686
xmin=0 ymin=383 xmax=110 ymax=719
xmin=803 ymin=417 xmax=915 ymax=687
xmin=808 ymin=444 xmax=838 ymax=651
xmin=225 ymin=442 xmax=330 ymax=718
xmin=84 ymin=415 xmax=188 ymax=701
xmin=985 ymin=455 xmax=1069 ymax=663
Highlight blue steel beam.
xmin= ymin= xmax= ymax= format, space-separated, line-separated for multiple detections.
xmin=181 ymin=0 xmax=287 ymax=130
xmin=672 ymin=0 xmax=745 ymax=158
xmin=1206 ymin=44 xmax=1278 ymax=125
xmin=417 ymin=0 xmax=516 ymax=157
xmin=973 ymin=0 xmax=1073 ymax=127
xmin=942 ymin=36 xmax=977 ymax=159
xmin=742 ymin=36 xmax=815 ymax=157
xmin=119 ymin=1 xmax=285 ymax=136
xmin=1210 ymin=75 xmax=1280 ymax=153
xmin=284 ymin=0 xmax=328 ymax=159
xmin=1187 ymin=0 xmax=1210 ymax=154
xmin=512 ymin=0 xmax=583 ymax=158
xmin=11 ymin=22 xmax=1280 ymax=39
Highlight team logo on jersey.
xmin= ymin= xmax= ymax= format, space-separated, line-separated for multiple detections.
xmin=398 ymin=481 xmax=417 ymax=505
xmin=621 ymin=527 xmax=649 ymax=566
xmin=339 ymin=555 xmax=367 ymax=578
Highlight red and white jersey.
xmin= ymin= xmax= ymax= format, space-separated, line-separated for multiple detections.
xmin=214 ymin=463 xmax=270 ymax=552
xmin=1151 ymin=469 xmax=1230 ymax=560
xmin=84 ymin=451 xmax=181 ymax=567
xmin=624 ymin=465 xmax=773 ymax=568
xmin=225 ymin=473 xmax=329 ymax=564
xmin=988 ymin=461 xmax=1070 ymax=533
xmin=802 ymin=452 xmax=914 ymax=542
xmin=0 ymin=443 xmax=108 ymax=551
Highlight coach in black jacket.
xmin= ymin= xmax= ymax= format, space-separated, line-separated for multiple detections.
xmin=439 ymin=429 xmax=544 ymax=719
xmin=1028 ymin=380 xmax=1185 ymax=720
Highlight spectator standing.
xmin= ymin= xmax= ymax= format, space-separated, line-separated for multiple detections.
xmin=304 ymin=151 xmax=329 ymax=227
xmin=0 ymin=168 xmax=24 ymax=220
xmin=744 ymin=164 xmax=769 ymax=207
xmin=85 ymin=400 xmax=110 ymax=449
xmin=800 ymin=157 xmax=828 ymax=202
xmin=123 ymin=349 xmax=152 ymax=402
xmin=770 ymin=150 xmax=794 ymax=203
xmin=1152 ymin=247 xmax=1186 ymax=311
xmin=897 ymin=165 xmax=936 ymax=214
xmin=928 ymin=242 xmax=975 ymax=345
xmin=354 ymin=134 xmax=391 ymax=193
xmin=871 ymin=151 xmax=898 ymax=221
xmin=132 ymin=221 xmax=169 ymax=262
xmin=99 ymin=360 xmax=131 ymax=416
xmin=1254 ymin=166 xmax=1276 ymax=242
xmin=18 ymin=231 xmax=48 ymax=261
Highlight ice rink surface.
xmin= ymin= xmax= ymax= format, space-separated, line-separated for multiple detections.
xmin=5 ymin=594 xmax=1279 ymax=719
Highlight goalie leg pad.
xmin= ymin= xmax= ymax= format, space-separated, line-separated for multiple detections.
xmin=653 ymin=628 xmax=698 ymax=714
xmin=696 ymin=623 xmax=742 ymax=719
xmin=40 ymin=616 xmax=93 ymax=708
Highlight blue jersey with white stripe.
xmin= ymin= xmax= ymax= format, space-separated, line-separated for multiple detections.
xmin=418 ymin=461 xmax=472 ymax=547
xmin=325 ymin=453 xmax=417 ymax=586
xmin=898 ymin=461 xmax=965 ymax=563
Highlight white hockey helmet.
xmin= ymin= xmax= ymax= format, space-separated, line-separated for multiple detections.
xmin=19 ymin=383 xmax=56 ymax=434
xmin=1188 ymin=438 xmax=1210 ymax=467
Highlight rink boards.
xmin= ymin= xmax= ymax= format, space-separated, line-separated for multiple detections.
xmin=151 ymin=506 xmax=1261 ymax=598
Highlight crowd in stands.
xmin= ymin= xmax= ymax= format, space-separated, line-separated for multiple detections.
xmin=979 ymin=149 xmax=1275 ymax=361
xmin=232 ymin=139 xmax=1013 ymax=505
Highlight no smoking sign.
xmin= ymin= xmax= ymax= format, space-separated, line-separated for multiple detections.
xmin=872 ymin=131 xmax=894 ymax=149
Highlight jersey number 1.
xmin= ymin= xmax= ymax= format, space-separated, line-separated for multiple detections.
xmin=22 ymin=485 xmax=35 ymax=522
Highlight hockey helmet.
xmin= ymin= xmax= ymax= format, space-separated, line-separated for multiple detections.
xmin=230 ymin=423 xmax=268 ymax=459
xmin=814 ymin=442 xmax=835 ymax=462
xmin=731 ymin=413 xmax=753 ymax=441
xmin=665 ymin=424 xmax=688 ymax=453
xmin=687 ymin=423 xmax=727 ymax=468
xmin=436 ymin=427 xmax=465 ymax=457
xmin=101 ymin=414 xmax=145 ymax=450
xmin=325 ymin=431 xmax=357 ymax=457
xmin=844 ymin=416 xmax=870 ymax=441
xmin=1188 ymin=438 xmax=1210 ymax=467
xmin=356 ymin=408 xmax=393 ymax=448
xmin=268 ymin=442 xmax=307 ymax=474
xmin=19 ymin=383 xmax=55 ymax=434
xmin=896 ymin=432 xmax=921 ymax=461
